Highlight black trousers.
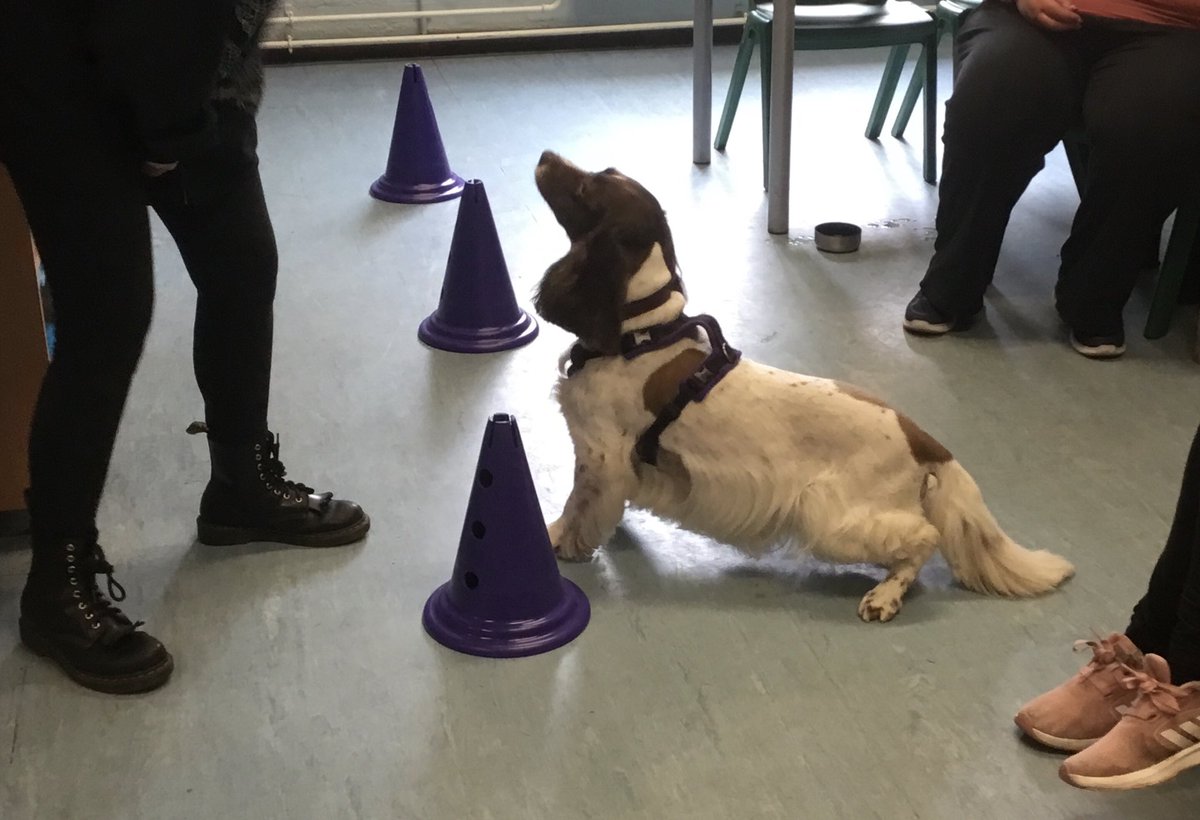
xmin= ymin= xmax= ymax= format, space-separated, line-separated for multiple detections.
xmin=1127 ymin=423 xmax=1200 ymax=685
xmin=0 ymin=18 xmax=277 ymax=550
xmin=919 ymin=1 xmax=1200 ymax=337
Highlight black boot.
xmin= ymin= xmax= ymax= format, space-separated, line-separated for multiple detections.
xmin=192 ymin=425 xmax=370 ymax=547
xmin=19 ymin=542 xmax=174 ymax=694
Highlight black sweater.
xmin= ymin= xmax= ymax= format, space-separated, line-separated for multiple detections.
xmin=90 ymin=0 xmax=276 ymax=162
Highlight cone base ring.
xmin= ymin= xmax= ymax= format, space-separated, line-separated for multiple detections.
xmin=418 ymin=310 xmax=539 ymax=354
xmin=421 ymin=578 xmax=590 ymax=658
xmin=370 ymin=173 xmax=465 ymax=204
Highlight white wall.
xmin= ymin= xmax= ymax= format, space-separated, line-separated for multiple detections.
xmin=266 ymin=0 xmax=746 ymax=45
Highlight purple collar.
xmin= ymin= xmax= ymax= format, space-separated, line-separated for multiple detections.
xmin=620 ymin=276 xmax=682 ymax=321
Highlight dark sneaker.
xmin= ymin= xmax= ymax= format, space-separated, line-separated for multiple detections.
xmin=903 ymin=291 xmax=972 ymax=335
xmin=1070 ymin=330 xmax=1126 ymax=360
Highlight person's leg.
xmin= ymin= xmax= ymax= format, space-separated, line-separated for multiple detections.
xmin=909 ymin=0 xmax=1086 ymax=329
xmin=0 ymin=8 xmax=172 ymax=692
xmin=1166 ymin=525 xmax=1200 ymax=685
xmin=148 ymin=104 xmax=275 ymax=446
xmin=1056 ymin=22 xmax=1200 ymax=346
xmin=150 ymin=104 xmax=369 ymax=548
xmin=1126 ymin=423 xmax=1200 ymax=682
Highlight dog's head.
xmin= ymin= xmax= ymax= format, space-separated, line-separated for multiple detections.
xmin=534 ymin=151 xmax=680 ymax=354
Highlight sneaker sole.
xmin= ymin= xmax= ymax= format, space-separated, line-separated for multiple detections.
xmin=19 ymin=620 xmax=174 ymax=695
xmin=1059 ymin=740 xmax=1200 ymax=791
xmin=1070 ymin=336 xmax=1125 ymax=360
xmin=903 ymin=317 xmax=954 ymax=336
xmin=196 ymin=512 xmax=371 ymax=548
xmin=1013 ymin=714 xmax=1101 ymax=752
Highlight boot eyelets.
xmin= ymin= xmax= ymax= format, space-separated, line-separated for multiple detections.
xmin=91 ymin=622 xmax=100 ymax=630
xmin=66 ymin=543 xmax=76 ymax=552
xmin=85 ymin=613 xmax=94 ymax=621
xmin=69 ymin=578 xmax=78 ymax=586
xmin=77 ymin=602 xmax=87 ymax=610
xmin=66 ymin=555 xmax=74 ymax=563
xmin=256 ymin=453 xmax=262 ymax=461
xmin=72 ymin=590 xmax=81 ymax=599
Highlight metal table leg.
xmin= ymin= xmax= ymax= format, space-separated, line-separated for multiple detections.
xmin=693 ymin=0 xmax=714 ymax=165
xmin=766 ymin=0 xmax=795 ymax=235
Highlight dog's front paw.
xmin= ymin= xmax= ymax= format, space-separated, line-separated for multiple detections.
xmin=857 ymin=587 xmax=902 ymax=623
xmin=547 ymin=517 xmax=597 ymax=562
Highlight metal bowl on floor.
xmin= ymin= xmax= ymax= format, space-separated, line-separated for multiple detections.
xmin=814 ymin=222 xmax=862 ymax=254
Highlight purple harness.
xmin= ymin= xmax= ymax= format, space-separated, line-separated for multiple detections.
xmin=567 ymin=311 xmax=742 ymax=466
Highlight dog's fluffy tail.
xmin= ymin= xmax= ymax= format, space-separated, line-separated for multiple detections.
xmin=923 ymin=460 xmax=1074 ymax=597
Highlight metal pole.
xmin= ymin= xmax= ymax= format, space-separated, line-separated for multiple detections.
xmin=766 ymin=0 xmax=794 ymax=234
xmin=692 ymin=0 xmax=713 ymax=165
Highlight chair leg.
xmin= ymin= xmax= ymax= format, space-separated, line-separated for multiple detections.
xmin=865 ymin=45 xmax=911 ymax=140
xmin=1145 ymin=203 xmax=1200 ymax=339
xmin=759 ymin=26 xmax=773 ymax=191
xmin=922 ymin=32 xmax=938 ymax=185
xmin=714 ymin=24 xmax=757 ymax=152
xmin=891 ymin=41 xmax=931 ymax=140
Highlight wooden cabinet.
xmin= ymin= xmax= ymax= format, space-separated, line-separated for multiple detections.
xmin=0 ymin=164 xmax=46 ymax=514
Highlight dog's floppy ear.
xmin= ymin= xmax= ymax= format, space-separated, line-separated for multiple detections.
xmin=535 ymin=225 xmax=649 ymax=354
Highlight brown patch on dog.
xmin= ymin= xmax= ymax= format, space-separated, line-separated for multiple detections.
xmin=835 ymin=382 xmax=952 ymax=464
xmin=896 ymin=413 xmax=953 ymax=464
xmin=643 ymin=349 xmax=707 ymax=414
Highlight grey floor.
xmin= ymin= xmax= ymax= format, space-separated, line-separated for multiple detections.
xmin=3 ymin=44 xmax=1200 ymax=820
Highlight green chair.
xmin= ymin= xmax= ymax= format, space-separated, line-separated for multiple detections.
xmin=866 ymin=0 xmax=980 ymax=141
xmin=1062 ymin=130 xmax=1200 ymax=340
xmin=714 ymin=1 xmax=940 ymax=189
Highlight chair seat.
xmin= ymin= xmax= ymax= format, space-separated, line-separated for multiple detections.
xmin=756 ymin=1 xmax=935 ymax=29
xmin=716 ymin=0 xmax=940 ymax=189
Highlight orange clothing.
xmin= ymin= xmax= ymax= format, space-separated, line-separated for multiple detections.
xmin=1074 ymin=0 xmax=1200 ymax=28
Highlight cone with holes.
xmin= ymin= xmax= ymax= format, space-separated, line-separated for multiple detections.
xmin=423 ymin=414 xmax=590 ymax=658
xmin=417 ymin=179 xmax=538 ymax=353
xmin=370 ymin=63 xmax=465 ymax=204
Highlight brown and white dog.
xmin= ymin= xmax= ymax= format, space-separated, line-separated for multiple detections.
xmin=533 ymin=151 xmax=1074 ymax=622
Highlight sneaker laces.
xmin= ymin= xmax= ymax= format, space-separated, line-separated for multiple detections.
xmin=1116 ymin=665 xmax=1197 ymax=719
xmin=1074 ymin=634 xmax=1140 ymax=679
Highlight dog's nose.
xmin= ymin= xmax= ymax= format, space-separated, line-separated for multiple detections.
xmin=538 ymin=150 xmax=559 ymax=168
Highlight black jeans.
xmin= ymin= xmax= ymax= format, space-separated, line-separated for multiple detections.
xmin=1126 ymin=423 xmax=1200 ymax=685
xmin=919 ymin=1 xmax=1200 ymax=337
xmin=0 ymin=19 xmax=277 ymax=551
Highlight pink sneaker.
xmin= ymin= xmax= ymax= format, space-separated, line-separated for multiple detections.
xmin=1014 ymin=634 xmax=1144 ymax=751
xmin=1059 ymin=654 xmax=1200 ymax=791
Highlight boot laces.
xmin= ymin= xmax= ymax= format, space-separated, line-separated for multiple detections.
xmin=258 ymin=433 xmax=322 ymax=503
xmin=71 ymin=543 xmax=142 ymax=634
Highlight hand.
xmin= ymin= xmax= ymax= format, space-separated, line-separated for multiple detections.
xmin=1016 ymin=0 xmax=1082 ymax=30
xmin=141 ymin=160 xmax=179 ymax=178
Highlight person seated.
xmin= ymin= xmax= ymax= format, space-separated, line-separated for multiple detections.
xmin=903 ymin=0 xmax=1200 ymax=359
